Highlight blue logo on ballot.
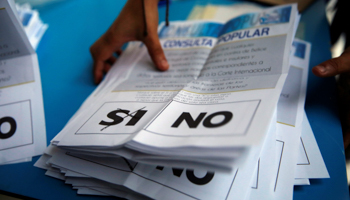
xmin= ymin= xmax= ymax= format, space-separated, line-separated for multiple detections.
xmin=159 ymin=22 xmax=223 ymax=39
xmin=219 ymin=5 xmax=292 ymax=36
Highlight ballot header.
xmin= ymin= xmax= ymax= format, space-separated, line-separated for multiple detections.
xmin=159 ymin=22 xmax=223 ymax=39
xmin=218 ymin=5 xmax=292 ymax=36
xmin=158 ymin=5 xmax=292 ymax=42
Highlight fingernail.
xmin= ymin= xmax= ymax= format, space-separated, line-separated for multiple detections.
xmin=94 ymin=77 xmax=101 ymax=85
xmin=325 ymin=65 xmax=336 ymax=74
xmin=316 ymin=65 xmax=336 ymax=75
xmin=315 ymin=65 xmax=326 ymax=73
xmin=159 ymin=59 xmax=169 ymax=71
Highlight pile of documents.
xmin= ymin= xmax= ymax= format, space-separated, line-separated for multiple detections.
xmin=0 ymin=0 xmax=46 ymax=165
xmin=15 ymin=2 xmax=48 ymax=50
xmin=35 ymin=3 xmax=329 ymax=199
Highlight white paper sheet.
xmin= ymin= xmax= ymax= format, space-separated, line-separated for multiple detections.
xmin=32 ymin=3 xmax=330 ymax=200
xmin=51 ymin=4 xmax=300 ymax=171
xmin=0 ymin=0 xmax=46 ymax=165
xmin=294 ymin=112 xmax=329 ymax=179
xmin=15 ymin=3 xmax=48 ymax=50
xmin=272 ymin=40 xmax=310 ymax=200
xmin=294 ymin=178 xmax=310 ymax=185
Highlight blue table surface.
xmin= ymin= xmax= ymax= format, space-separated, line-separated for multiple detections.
xmin=0 ymin=0 xmax=348 ymax=199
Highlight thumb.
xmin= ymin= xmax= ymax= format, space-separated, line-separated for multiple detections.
xmin=312 ymin=47 xmax=350 ymax=77
xmin=143 ymin=36 xmax=169 ymax=71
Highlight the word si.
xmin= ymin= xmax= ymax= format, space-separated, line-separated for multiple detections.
xmin=99 ymin=108 xmax=147 ymax=130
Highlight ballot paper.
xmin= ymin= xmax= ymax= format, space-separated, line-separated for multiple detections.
xmin=35 ymin=38 xmax=323 ymax=200
xmin=34 ymin=2 xmax=332 ymax=198
xmin=15 ymin=3 xmax=48 ymax=50
xmin=187 ymin=6 xmax=319 ymax=198
xmin=187 ymin=1 xmax=329 ymax=189
xmin=246 ymin=39 xmax=311 ymax=200
xmin=0 ymin=0 xmax=46 ymax=164
xmin=187 ymin=2 xmax=264 ymax=22
xmin=294 ymin=112 xmax=329 ymax=179
xmin=49 ymin=4 xmax=300 ymax=170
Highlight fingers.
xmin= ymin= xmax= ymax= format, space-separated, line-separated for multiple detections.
xmin=93 ymin=57 xmax=115 ymax=84
xmin=93 ymin=60 xmax=104 ymax=84
xmin=115 ymin=49 xmax=123 ymax=56
xmin=92 ymin=52 xmax=116 ymax=84
xmin=106 ymin=56 xmax=117 ymax=65
xmin=90 ymin=32 xmax=120 ymax=84
xmin=144 ymin=37 xmax=169 ymax=71
xmin=312 ymin=47 xmax=350 ymax=77
xmin=91 ymin=0 xmax=168 ymax=84
xmin=142 ymin=0 xmax=169 ymax=71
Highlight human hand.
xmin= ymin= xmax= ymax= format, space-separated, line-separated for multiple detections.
xmin=312 ymin=47 xmax=350 ymax=148
xmin=90 ymin=0 xmax=169 ymax=84
xmin=312 ymin=47 xmax=350 ymax=77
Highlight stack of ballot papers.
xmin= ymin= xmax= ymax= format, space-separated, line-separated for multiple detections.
xmin=35 ymin=3 xmax=329 ymax=199
xmin=0 ymin=0 xmax=46 ymax=165
xmin=15 ymin=2 xmax=48 ymax=50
